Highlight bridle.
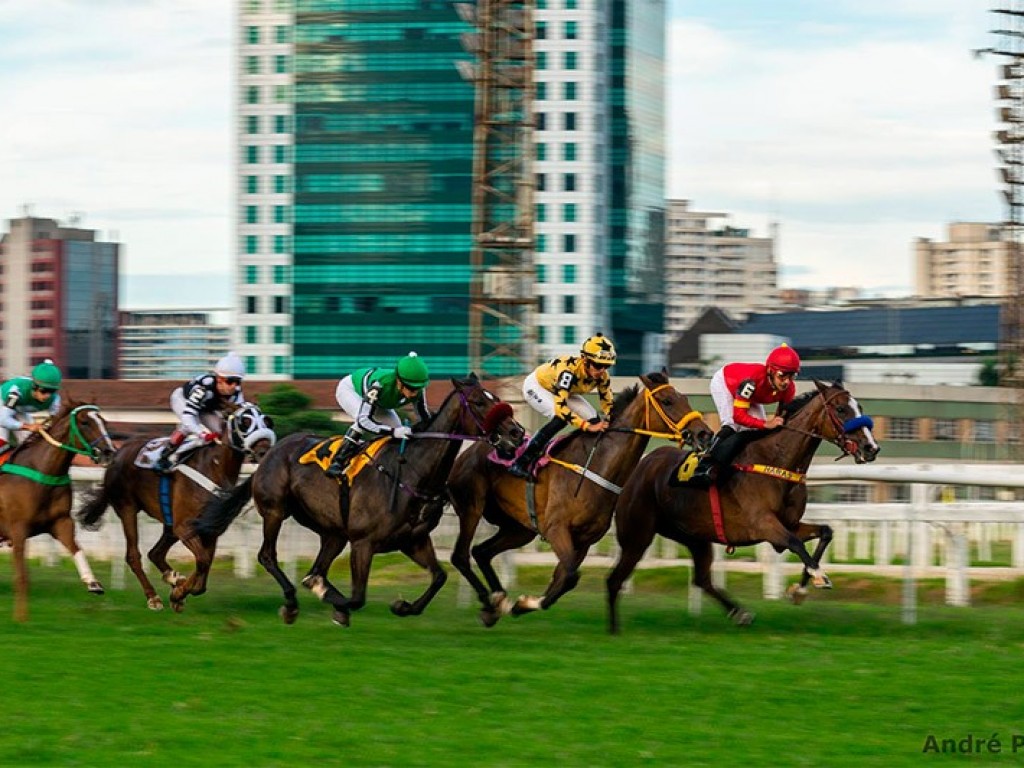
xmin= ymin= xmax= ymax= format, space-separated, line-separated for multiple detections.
xmin=781 ymin=387 xmax=875 ymax=459
xmin=411 ymin=382 xmax=516 ymax=447
xmin=36 ymin=405 xmax=115 ymax=462
xmin=611 ymin=383 xmax=704 ymax=447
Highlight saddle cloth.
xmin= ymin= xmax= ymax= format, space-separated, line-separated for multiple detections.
xmin=670 ymin=451 xmax=701 ymax=486
xmin=134 ymin=435 xmax=206 ymax=470
xmin=298 ymin=436 xmax=388 ymax=483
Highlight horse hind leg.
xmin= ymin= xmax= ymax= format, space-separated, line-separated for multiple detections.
xmin=118 ymin=506 xmax=165 ymax=610
xmin=300 ymin=532 xmax=350 ymax=625
xmin=689 ymin=540 xmax=753 ymax=626
xmin=148 ymin=527 xmax=186 ymax=588
xmin=257 ymin=513 xmax=303 ymax=624
xmin=512 ymin=531 xmax=586 ymax=616
xmin=8 ymin=524 xmax=30 ymax=622
xmin=471 ymin=524 xmax=536 ymax=627
xmin=169 ymin=530 xmax=218 ymax=612
xmin=50 ymin=516 xmax=104 ymax=595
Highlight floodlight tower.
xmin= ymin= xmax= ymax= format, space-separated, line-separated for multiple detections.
xmin=989 ymin=1 xmax=1024 ymax=455
xmin=456 ymin=1 xmax=536 ymax=395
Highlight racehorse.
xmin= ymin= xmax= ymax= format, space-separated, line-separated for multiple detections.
xmin=76 ymin=401 xmax=276 ymax=612
xmin=446 ymin=371 xmax=713 ymax=627
xmin=194 ymin=373 xmax=524 ymax=626
xmin=0 ymin=398 xmax=117 ymax=621
xmin=606 ymin=380 xmax=880 ymax=633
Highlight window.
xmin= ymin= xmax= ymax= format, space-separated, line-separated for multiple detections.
xmin=564 ymin=112 xmax=577 ymax=130
xmin=564 ymin=21 xmax=578 ymax=39
xmin=887 ymin=417 xmax=918 ymax=441
xmin=246 ymin=115 xmax=260 ymax=134
xmin=274 ymin=115 xmax=288 ymax=133
xmin=245 ymin=265 xmax=259 ymax=284
xmin=273 ymin=145 xmax=288 ymax=163
xmin=972 ymin=420 xmax=996 ymax=443
xmin=274 ymin=175 xmax=288 ymax=193
xmin=564 ymin=81 xmax=577 ymax=100
xmin=275 ymin=55 xmax=288 ymax=74
xmin=536 ymin=52 xmax=547 ymax=70
xmin=245 ymin=205 xmax=259 ymax=224
xmin=273 ymin=265 xmax=288 ymax=283
xmin=536 ymin=264 xmax=546 ymax=283
xmin=536 ymin=22 xmax=547 ymax=40
xmin=563 ymin=234 xmax=577 ymax=253
xmin=245 ymin=235 xmax=259 ymax=254
xmin=562 ymin=326 xmax=576 ymax=344
xmin=275 ymin=25 xmax=289 ymax=43
xmin=245 ymin=326 xmax=258 ymax=344
xmin=562 ymin=264 xmax=577 ymax=283
xmin=273 ymin=326 xmax=288 ymax=344
xmin=536 ymin=173 xmax=546 ymax=192
xmin=245 ymin=296 xmax=259 ymax=314
xmin=537 ymin=295 xmax=547 ymax=314
xmin=564 ymin=52 xmax=578 ymax=70
xmin=563 ymin=295 xmax=576 ymax=314
xmin=536 ymin=143 xmax=547 ymax=161
xmin=564 ymin=173 xmax=576 ymax=191
xmin=536 ymin=203 xmax=547 ymax=223
xmin=246 ymin=86 xmax=260 ymax=104
xmin=536 ymin=112 xmax=547 ymax=131
xmin=246 ymin=26 xmax=260 ymax=45
xmin=273 ymin=235 xmax=288 ymax=254
xmin=273 ymin=205 xmax=288 ymax=224
xmin=245 ymin=145 xmax=259 ymax=164
xmin=246 ymin=55 xmax=260 ymax=75
xmin=536 ymin=234 xmax=547 ymax=252
xmin=563 ymin=203 xmax=577 ymax=222
xmin=536 ymin=82 xmax=547 ymax=101
xmin=565 ymin=0 xmax=577 ymax=7
xmin=246 ymin=175 xmax=259 ymax=194
xmin=273 ymin=296 xmax=289 ymax=314
xmin=933 ymin=418 xmax=957 ymax=441
xmin=563 ymin=143 xmax=577 ymax=161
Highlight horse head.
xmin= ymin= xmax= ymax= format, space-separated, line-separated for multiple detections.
xmin=49 ymin=400 xmax=117 ymax=466
xmin=790 ymin=381 xmax=880 ymax=464
xmin=447 ymin=373 xmax=525 ymax=458
xmin=225 ymin=402 xmax=277 ymax=463
xmin=632 ymin=371 xmax=714 ymax=451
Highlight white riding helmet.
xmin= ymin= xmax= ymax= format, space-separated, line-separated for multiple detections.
xmin=214 ymin=352 xmax=246 ymax=380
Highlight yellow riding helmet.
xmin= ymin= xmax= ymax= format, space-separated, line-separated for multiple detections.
xmin=580 ymin=334 xmax=617 ymax=365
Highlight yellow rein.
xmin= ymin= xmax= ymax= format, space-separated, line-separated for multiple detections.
xmin=639 ymin=384 xmax=702 ymax=443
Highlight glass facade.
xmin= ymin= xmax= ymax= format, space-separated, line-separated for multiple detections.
xmin=62 ymin=241 xmax=118 ymax=379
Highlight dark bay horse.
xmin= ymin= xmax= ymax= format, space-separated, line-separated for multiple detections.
xmin=446 ymin=371 xmax=713 ymax=627
xmin=194 ymin=374 xmax=524 ymax=626
xmin=607 ymin=380 xmax=880 ymax=633
xmin=0 ymin=399 xmax=117 ymax=621
xmin=76 ymin=402 xmax=276 ymax=612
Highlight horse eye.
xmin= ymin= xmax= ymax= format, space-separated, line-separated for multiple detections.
xmin=240 ymin=416 xmax=253 ymax=431
xmin=262 ymin=416 xmax=274 ymax=429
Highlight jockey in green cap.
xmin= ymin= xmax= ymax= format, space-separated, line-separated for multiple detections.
xmin=326 ymin=352 xmax=432 ymax=480
xmin=0 ymin=359 xmax=63 ymax=454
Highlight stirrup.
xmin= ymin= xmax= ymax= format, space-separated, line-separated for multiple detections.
xmin=325 ymin=461 xmax=345 ymax=479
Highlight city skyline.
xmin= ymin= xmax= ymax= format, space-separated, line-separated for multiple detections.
xmin=1 ymin=0 xmax=1002 ymax=305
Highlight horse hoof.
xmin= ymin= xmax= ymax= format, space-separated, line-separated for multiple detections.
xmin=171 ymin=600 xmax=185 ymax=614
xmin=729 ymin=608 xmax=755 ymax=626
xmin=331 ymin=609 xmax=351 ymax=627
xmin=390 ymin=599 xmax=413 ymax=617
xmin=279 ymin=605 xmax=299 ymax=625
xmin=812 ymin=574 xmax=833 ymax=589
xmin=479 ymin=609 xmax=501 ymax=628
xmin=786 ymin=583 xmax=808 ymax=605
xmin=147 ymin=596 xmax=165 ymax=611
xmin=86 ymin=581 xmax=105 ymax=595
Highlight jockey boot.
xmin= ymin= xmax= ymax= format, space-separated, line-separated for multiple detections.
xmin=507 ymin=417 xmax=565 ymax=480
xmin=325 ymin=435 xmax=363 ymax=480
xmin=153 ymin=430 xmax=186 ymax=473
xmin=688 ymin=426 xmax=738 ymax=488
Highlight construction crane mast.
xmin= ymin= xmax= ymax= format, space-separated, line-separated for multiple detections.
xmin=456 ymin=1 xmax=536 ymax=392
xmin=990 ymin=1 xmax=1024 ymax=455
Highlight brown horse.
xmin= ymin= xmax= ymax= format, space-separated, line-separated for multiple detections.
xmin=76 ymin=401 xmax=276 ymax=612
xmin=0 ymin=399 xmax=117 ymax=621
xmin=194 ymin=374 xmax=524 ymax=626
xmin=446 ymin=371 xmax=713 ymax=627
xmin=606 ymin=380 xmax=881 ymax=632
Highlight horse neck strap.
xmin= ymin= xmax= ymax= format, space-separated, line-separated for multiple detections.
xmin=641 ymin=385 xmax=702 ymax=442
xmin=172 ymin=463 xmax=225 ymax=495
xmin=733 ymin=462 xmax=806 ymax=484
xmin=0 ymin=463 xmax=71 ymax=486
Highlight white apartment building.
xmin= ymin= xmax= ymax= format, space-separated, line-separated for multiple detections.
xmin=664 ymin=199 xmax=779 ymax=338
xmin=119 ymin=310 xmax=233 ymax=380
xmin=914 ymin=222 xmax=1009 ymax=299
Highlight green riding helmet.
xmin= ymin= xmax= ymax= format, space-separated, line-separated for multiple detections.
xmin=31 ymin=359 xmax=63 ymax=389
xmin=395 ymin=352 xmax=430 ymax=390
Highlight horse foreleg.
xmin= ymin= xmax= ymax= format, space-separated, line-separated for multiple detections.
xmin=763 ymin=522 xmax=832 ymax=600
xmin=332 ymin=540 xmax=374 ymax=627
xmin=118 ymin=506 xmax=164 ymax=610
xmin=606 ymin=541 xmax=647 ymax=635
xmin=690 ymin=539 xmax=753 ymax=625
xmin=471 ymin=524 xmax=537 ymax=626
xmin=169 ymin=532 xmax=219 ymax=612
xmin=300 ymin=533 xmax=349 ymax=615
xmin=256 ymin=514 xmax=300 ymax=624
xmin=147 ymin=527 xmax=185 ymax=588
xmin=513 ymin=532 xmax=586 ymax=615
xmin=391 ymin=535 xmax=447 ymax=617
xmin=9 ymin=525 xmax=29 ymax=622
xmin=449 ymin=497 xmax=492 ymax=611
xmin=50 ymin=516 xmax=104 ymax=595
xmin=794 ymin=522 xmax=834 ymax=591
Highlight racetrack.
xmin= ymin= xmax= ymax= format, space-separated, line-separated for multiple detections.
xmin=1 ymin=556 xmax=1021 ymax=767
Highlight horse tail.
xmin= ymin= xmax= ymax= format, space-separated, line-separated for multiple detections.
xmin=193 ymin=475 xmax=254 ymax=539
xmin=76 ymin=484 xmax=111 ymax=531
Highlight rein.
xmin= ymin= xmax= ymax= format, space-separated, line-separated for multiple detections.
xmin=778 ymin=388 xmax=873 ymax=459
xmin=38 ymin=405 xmax=108 ymax=459
xmin=610 ymin=384 xmax=703 ymax=445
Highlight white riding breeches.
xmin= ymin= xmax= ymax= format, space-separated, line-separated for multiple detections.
xmin=522 ymin=371 xmax=598 ymax=422
xmin=170 ymin=388 xmax=224 ymax=436
xmin=335 ymin=375 xmax=401 ymax=433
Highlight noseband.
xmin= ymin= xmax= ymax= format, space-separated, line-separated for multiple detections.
xmin=784 ymin=388 xmax=875 ymax=459
xmin=37 ymin=405 xmax=113 ymax=461
xmin=636 ymin=384 xmax=703 ymax=446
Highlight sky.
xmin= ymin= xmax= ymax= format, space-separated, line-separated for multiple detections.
xmin=0 ymin=0 xmax=1004 ymax=306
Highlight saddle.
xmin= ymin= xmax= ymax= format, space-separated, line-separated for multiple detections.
xmin=134 ymin=435 xmax=207 ymax=471
xmin=668 ymin=451 xmax=701 ymax=487
xmin=299 ymin=436 xmax=388 ymax=483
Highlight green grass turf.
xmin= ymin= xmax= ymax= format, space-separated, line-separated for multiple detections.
xmin=0 ymin=555 xmax=1022 ymax=767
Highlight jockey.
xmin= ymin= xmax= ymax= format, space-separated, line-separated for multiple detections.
xmin=507 ymin=333 xmax=616 ymax=480
xmin=689 ymin=343 xmax=800 ymax=488
xmin=325 ymin=352 xmax=432 ymax=480
xmin=0 ymin=360 xmax=63 ymax=454
xmin=153 ymin=352 xmax=247 ymax=472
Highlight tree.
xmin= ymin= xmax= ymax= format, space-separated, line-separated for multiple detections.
xmin=254 ymin=384 xmax=340 ymax=438
xmin=978 ymin=358 xmax=1001 ymax=387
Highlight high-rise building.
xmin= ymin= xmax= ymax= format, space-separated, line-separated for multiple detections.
xmin=119 ymin=310 xmax=233 ymax=380
xmin=236 ymin=0 xmax=665 ymax=379
xmin=664 ymin=200 xmax=778 ymax=337
xmin=0 ymin=214 xmax=119 ymax=378
xmin=914 ymin=223 xmax=1009 ymax=299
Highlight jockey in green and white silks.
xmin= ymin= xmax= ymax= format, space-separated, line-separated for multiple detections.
xmin=326 ymin=352 xmax=432 ymax=479
xmin=0 ymin=360 xmax=63 ymax=452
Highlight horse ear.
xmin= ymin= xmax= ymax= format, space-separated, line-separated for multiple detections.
xmin=813 ymin=379 xmax=828 ymax=394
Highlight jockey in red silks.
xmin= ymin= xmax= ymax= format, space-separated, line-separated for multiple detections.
xmin=689 ymin=344 xmax=800 ymax=488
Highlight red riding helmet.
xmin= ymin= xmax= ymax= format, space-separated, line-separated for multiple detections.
xmin=766 ymin=344 xmax=801 ymax=374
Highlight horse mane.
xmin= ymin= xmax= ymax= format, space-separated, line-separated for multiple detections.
xmin=610 ymin=386 xmax=639 ymax=421
xmin=780 ymin=380 xmax=845 ymax=418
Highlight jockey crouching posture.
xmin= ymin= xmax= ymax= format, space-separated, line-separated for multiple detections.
xmin=689 ymin=343 xmax=801 ymax=488
xmin=153 ymin=352 xmax=247 ymax=472
xmin=507 ymin=334 xmax=616 ymax=480
xmin=325 ymin=352 xmax=432 ymax=481
xmin=0 ymin=360 xmax=63 ymax=456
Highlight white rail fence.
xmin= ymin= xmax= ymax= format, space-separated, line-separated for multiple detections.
xmin=8 ymin=463 xmax=1024 ymax=622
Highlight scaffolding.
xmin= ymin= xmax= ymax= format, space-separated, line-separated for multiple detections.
xmin=456 ymin=1 xmax=536 ymax=394
xmin=990 ymin=1 xmax=1024 ymax=455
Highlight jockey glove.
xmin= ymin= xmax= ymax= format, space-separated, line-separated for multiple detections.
xmin=392 ymin=426 xmax=413 ymax=440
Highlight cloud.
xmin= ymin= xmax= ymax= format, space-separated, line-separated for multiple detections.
xmin=668 ymin=2 xmax=1002 ymax=293
xmin=0 ymin=1 xmax=232 ymax=277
